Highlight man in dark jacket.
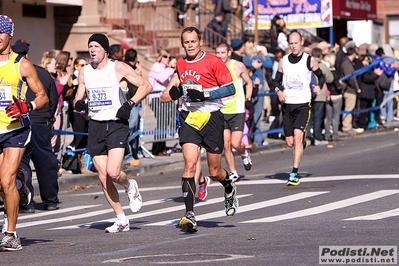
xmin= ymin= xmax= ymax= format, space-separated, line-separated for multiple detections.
xmin=335 ymin=37 xmax=349 ymax=77
xmin=340 ymin=41 xmax=361 ymax=135
xmin=357 ymin=55 xmax=381 ymax=130
xmin=204 ymin=13 xmax=227 ymax=47
xmin=12 ymin=40 xmax=60 ymax=213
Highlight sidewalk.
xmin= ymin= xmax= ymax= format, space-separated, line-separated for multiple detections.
xmin=32 ymin=119 xmax=399 ymax=193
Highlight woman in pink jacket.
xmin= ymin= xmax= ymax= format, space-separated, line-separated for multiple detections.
xmin=148 ymin=50 xmax=176 ymax=156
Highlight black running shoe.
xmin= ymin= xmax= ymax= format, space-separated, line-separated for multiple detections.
xmin=16 ymin=171 xmax=31 ymax=208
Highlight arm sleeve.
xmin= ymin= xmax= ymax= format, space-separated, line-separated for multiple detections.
xmin=313 ymin=68 xmax=326 ymax=89
xmin=209 ymin=82 xmax=235 ymax=100
xmin=273 ymin=71 xmax=285 ymax=91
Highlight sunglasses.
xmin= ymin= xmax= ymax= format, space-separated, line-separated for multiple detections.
xmin=162 ymin=55 xmax=171 ymax=59
xmin=76 ymin=63 xmax=87 ymax=67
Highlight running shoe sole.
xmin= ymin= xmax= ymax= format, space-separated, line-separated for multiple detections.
xmin=179 ymin=216 xmax=198 ymax=232
xmin=286 ymin=180 xmax=300 ymax=186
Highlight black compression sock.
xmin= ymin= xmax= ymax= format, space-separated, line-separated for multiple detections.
xmin=182 ymin=177 xmax=196 ymax=212
xmin=292 ymin=167 xmax=298 ymax=174
xmin=219 ymin=169 xmax=233 ymax=194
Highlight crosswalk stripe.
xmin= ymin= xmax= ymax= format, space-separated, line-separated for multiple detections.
xmin=344 ymin=207 xmax=399 ymax=221
xmin=73 ymin=175 xmax=399 ymax=196
xmin=242 ymin=190 xmax=399 ymax=223
xmin=74 ymin=183 xmax=222 ymax=196
xmin=17 ymin=205 xmax=101 ymax=220
xmin=145 ymin=191 xmax=329 ymax=226
xmin=49 ymin=194 xmax=253 ymax=230
xmin=16 ymin=199 xmax=172 ymax=229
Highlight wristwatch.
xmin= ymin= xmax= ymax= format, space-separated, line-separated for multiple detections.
xmin=203 ymin=91 xmax=210 ymax=99
xmin=274 ymin=87 xmax=280 ymax=93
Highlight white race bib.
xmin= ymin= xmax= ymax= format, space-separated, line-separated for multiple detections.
xmin=87 ymin=87 xmax=112 ymax=110
xmin=181 ymin=84 xmax=202 ymax=103
xmin=0 ymin=86 xmax=13 ymax=110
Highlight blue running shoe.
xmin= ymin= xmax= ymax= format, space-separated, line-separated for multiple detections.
xmin=286 ymin=173 xmax=300 ymax=186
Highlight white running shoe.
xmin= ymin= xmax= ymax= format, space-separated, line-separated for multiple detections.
xmin=126 ymin=179 xmax=142 ymax=213
xmin=241 ymin=150 xmax=252 ymax=171
xmin=104 ymin=219 xmax=130 ymax=233
xmin=224 ymin=183 xmax=239 ymax=217
xmin=0 ymin=232 xmax=22 ymax=251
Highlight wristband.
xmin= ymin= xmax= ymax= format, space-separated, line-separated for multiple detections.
xmin=127 ymin=99 xmax=136 ymax=107
xmin=29 ymin=101 xmax=36 ymax=112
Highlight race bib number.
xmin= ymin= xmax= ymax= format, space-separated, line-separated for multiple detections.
xmin=0 ymin=86 xmax=13 ymax=109
xmin=181 ymin=84 xmax=202 ymax=103
xmin=285 ymin=74 xmax=304 ymax=89
xmin=87 ymin=87 xmax=112 ymax=110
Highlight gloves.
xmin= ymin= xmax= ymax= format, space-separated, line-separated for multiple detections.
xmin=169 ymin=85 xmax=183 ymax=100
xmin=116 ymin=100 xmax=135 ymax=120
xmin=75 ymin=100 xmax=86 ymax=112
xmin=245 ymin=99 xmax=254 ymax=110
xmin=186 ymin=89 xmax=210 ymax=102
xmin=6 ymin=96 xmax=32 ymax=119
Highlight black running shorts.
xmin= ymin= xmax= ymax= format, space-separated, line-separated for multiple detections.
xmin=223 ymin=113 xmax=245 ymax=131
xmin=179 ymin=110 xmax=224 ymax=154
xmin=0 ymin=126 xmax=31 ymax=154
xmin=282 ymin=103 xmax=311 ymax=137
xmin=87 ymin=119 xmax=129 ymax=156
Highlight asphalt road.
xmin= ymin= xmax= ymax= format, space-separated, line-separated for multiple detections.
xmin=2 ymin=130 xmax=399 ymax=265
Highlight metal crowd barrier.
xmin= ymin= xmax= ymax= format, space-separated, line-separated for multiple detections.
xmin=54 ymin=91 xmax=399 ymax=157
xmin=139 ymin=90 xmax=178 ymax=158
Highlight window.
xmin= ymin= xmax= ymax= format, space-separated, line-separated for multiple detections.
xmin=388 ymin=16 xmax=399 ymax=50
xmin=22 ymin=4 xmax=46 ymax=18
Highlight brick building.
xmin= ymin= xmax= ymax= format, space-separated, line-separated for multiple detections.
xmin=377 ymin=0 xmax=399 ymax=51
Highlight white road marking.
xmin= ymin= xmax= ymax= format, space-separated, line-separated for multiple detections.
xmin=73 ymin=174 xmax=399 ymax=196
xmin=102 ymin=253 xmax=254 ymax=264
xmin=17 ymin=205 xmax=101 ymax=220
xmin=344 ymin=207 xmax=399 ymax=221
xmin=145 ymin=191 xmax=329 ymax=226
xmin=49 ymin=194 xmax=253 ymax=230
xmin=242 ymin=190 xmax=399 ymax=223
xmin=16 ymin=199 xmax=171 ymax=229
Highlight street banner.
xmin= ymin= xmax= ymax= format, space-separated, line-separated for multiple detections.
xmin=243 ymin=0 xmax=333 ymax=30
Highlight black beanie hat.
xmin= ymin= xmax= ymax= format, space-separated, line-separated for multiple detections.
xmin=88 ymin=33 xmax=109 ymax=53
